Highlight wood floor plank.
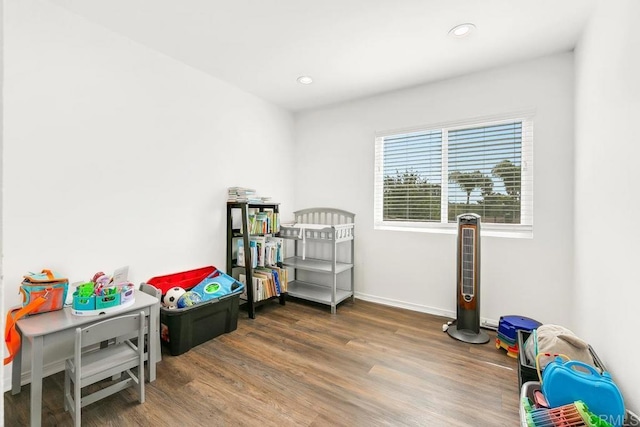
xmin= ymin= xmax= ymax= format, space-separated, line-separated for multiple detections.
xmin=4 ymin=299 xmax=520 ymax=426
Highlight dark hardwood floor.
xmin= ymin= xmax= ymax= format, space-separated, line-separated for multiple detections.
xmin=5 ymin=299 xmax=520 ymax=426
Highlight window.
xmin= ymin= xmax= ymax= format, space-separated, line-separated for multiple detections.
xmin=374 ymin=115 xmax=533 ymax=237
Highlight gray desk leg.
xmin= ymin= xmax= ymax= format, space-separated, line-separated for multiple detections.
xmin=154 ymin=303 xmax=161 ymax=365
xmin=11 ymin=334 xmax=23 ymax=395
xmin=149 ymin=304 xmax=159 ymax=382
xmin=30 ymin=336 xmax=44 ymax=427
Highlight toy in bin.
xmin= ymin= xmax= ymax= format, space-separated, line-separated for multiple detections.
xmin=177 ymin=291 xmax=202 ymax=309
xmin=163 ymin=287 xmax=186 ymax=309
xmin=190 ymin=274 xmax=240 ymax=302
xmin=157 ymin=267 xmax=242 ymax=309
xmin=520 ymin=382 xmax=615 ymax=427
xmin=539 ymin=355 xmax=625 ymax=427
xmin=522 ymin=399 xmax=613 ymax=426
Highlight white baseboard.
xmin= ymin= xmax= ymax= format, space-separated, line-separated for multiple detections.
xmin=355 ymin=292 xmax=455 ymax=318
xmin=354 ymin=292 xmax=499 ymax=330
xmin=3 ymin=360 xmax=66 ymax=393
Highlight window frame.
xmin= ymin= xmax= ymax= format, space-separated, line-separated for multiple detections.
xmin=374 ymin=113 xmax=534 ymax=239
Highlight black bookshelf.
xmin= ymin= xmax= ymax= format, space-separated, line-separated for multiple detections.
xmin=226 ymin=202 xmax=285 ymax=319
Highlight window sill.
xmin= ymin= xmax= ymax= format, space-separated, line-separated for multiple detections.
xmin=374 ymin=223 xmax=532 ymax=239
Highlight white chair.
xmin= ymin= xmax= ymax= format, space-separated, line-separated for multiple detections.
xmin=64 ymin=311 xmax=146 ymax=427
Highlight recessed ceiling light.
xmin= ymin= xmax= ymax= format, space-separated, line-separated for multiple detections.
xmin=297 ymin=75 xmax=313 ymax=85
xmin=449 ymin=23 xmax=476 ymax=38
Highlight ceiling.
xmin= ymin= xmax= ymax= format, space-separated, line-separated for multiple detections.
xmin=50 ymin=0 xmax=597 ymax=112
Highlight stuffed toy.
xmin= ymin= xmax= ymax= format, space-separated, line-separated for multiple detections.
xmin=524 ymin=324 xmax=598 ymax=371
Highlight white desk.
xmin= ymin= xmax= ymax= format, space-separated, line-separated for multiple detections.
xmin=10 ymin=290 xmax=161 ymax=427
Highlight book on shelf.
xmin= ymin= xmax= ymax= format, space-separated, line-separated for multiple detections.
xmin=237 ymin=240 xmax=245 ymax=267
xmin=250 ymin=236 xmax=266 ymax=267
xmin=270 ymin=266 xmax=288 ymax=293
xmin=236 ymin=266 xmax=288 ymax=303
xmin=265 ymin=236 xmax=284 ymax=265
xmin=254 ymin=267 xmax=289 ymax=296
xmin=253 ymin=268 xmax=276 ymax=298
xmin=269 ymin=269 xmax=281 ymax=296
xmin=244 ymin=211 xmax=280 ymax=235
xmin=237 ymin=239 xmax=258 ymax=268
xmin=238 ymin=273 xmax=264 ymax=302
xmin=231 ymin=204 xmax=280 ymax=235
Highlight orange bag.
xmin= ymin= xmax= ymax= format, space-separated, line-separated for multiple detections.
xmin=4 ymin=296 xmax=48 ymax=365
xmin=4 ymin=270 xmax=69 ymax=365
xmin=20 ymin=269 xmax=68 ymax=315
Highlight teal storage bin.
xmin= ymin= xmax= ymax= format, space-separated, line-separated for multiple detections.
xmin=72 ymin=292 xmax=96 ymax=311
xmin=95 ymin=293 xmax=121 ymax=309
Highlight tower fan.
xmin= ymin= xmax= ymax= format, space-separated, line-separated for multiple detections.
xmin=447 ymin=213 xmax=489 ymax=344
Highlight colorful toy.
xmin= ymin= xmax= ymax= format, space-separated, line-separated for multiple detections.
xmin=91 ymin=271 xmax=106 ymax=283
xmin=163 ymin=287 xmax=186 ymax=309
xmin=77 ymin=282 xmax=95 ymax=298
xmin=496 ymin=336 xmax=519 ymax=358
xmin=499 ymin=315 xmax=541 ymax=341
xmin=496 ymin=315 xmax=541 ymax=358
xmin=190 ymin=274 xmax=238 ymax=302
xmin=522 ymin=399 xmax=613 ymax=427
xmin=177 ymin=291 xmax=202 ymax=309
xmin=541 ymin=356 xmax=625 ymax=426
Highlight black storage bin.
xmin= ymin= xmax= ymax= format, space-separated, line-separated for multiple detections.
xmin=141 ymin=281 xmax=241 ymax=356
xmin=517 ymin=329 xmax=606 ymax=389
xmin=161 ymin=292 xmax=240 ymax=356
xmin=517 ymin=330 xmax=540 ymax=389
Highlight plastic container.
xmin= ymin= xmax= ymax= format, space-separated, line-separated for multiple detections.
xmin=519 ymin=376 xmax=637 ymax=427
xmin=96 ymin=293 xmax=121 ymax=309
xmin=72 ymin=292 xmax=96 ymax=311
xmin=499 ymin=315 xmax=541 ymax=341
xmin=142 ymin=266 xmax=245 ymax=356
xmin=520 ymin=381 xmax=614 ymax=427
xmin=120 ymin=284 xmax=135 ymax=304
xmin=542 ymin=358 xmax=625 ymax=426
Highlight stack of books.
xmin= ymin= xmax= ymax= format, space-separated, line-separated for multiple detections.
xmin=227 ymin=187 xmax=271 ymax=203
xmin=238 ymin=266 xmax=288 ymax=302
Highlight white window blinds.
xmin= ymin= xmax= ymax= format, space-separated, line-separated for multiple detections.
xmin=374 ymin=115 xmax=533 ymax=237
xmin=380 ymin=130 xmax=442 ymax=222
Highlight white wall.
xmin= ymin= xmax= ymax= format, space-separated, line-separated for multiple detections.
xmin=2 ymin=0 xmax=295 ymax=390
xmin=574 ymin=0 xmax=640 ymax=414
xmin=294 ymin=53 xmax=575 ymax=326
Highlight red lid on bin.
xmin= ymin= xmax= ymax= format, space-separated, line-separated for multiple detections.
xmin=146 ymin=266 xmax=218 ymax=294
